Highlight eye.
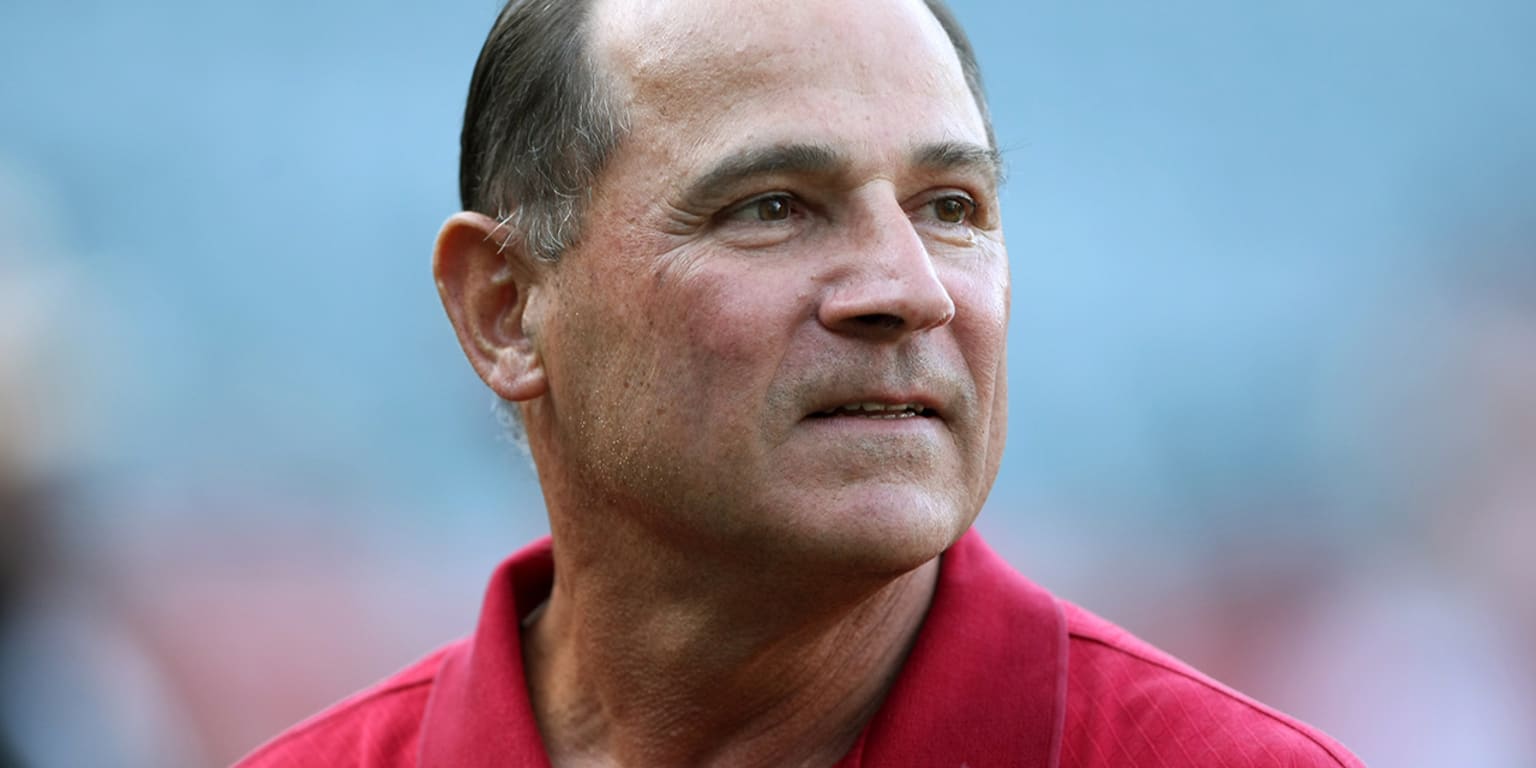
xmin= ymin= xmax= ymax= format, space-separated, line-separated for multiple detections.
xmin=724 ymin=193 xmax=796 ymax=223
xmin=929 ymin=194 xmax=975 ymax=225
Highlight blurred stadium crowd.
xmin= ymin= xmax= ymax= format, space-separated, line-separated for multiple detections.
xmin=2 ymin=1 xmax=1534 ymax=765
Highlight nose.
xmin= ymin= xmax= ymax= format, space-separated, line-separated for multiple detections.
xmin=818 ymin=196 xmax=956 ymax=341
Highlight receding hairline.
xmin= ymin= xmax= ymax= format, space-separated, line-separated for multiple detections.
xmin=583 ymin=0 xmax=994 ymax=144
xmin=459 ymin=0 xmax=995 ymax=262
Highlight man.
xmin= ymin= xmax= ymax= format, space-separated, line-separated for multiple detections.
xmin=241 ymin=0 xmax=1364 ymax=765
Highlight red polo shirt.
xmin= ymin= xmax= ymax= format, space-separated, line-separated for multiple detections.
xmin=237 ymin=532 xmax=1363 ymax=767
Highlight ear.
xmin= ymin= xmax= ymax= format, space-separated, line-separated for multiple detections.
xmin=433 ymin=211 xmax=548 ymax=402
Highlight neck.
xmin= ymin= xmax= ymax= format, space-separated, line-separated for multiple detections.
xmin=522 ymin=525 xmax=940 ymax=768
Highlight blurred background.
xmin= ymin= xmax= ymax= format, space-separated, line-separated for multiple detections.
xmin=1 ymin=0 xmax=1533 ymax=765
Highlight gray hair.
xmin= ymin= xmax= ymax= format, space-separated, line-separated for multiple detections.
xmin=459 ymin=0 xmax=628 ymax=262
xmin=458 ymin=0 xmax=996 ymax=442
xmin=458 ymin=0 xmax=992 ymax=261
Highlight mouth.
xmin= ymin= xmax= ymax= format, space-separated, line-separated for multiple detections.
xmin=808 ymin=402 xmax=938 ymax=420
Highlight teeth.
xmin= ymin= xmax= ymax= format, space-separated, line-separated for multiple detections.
xmin=832 ymin=402 xmax=923 ymax=417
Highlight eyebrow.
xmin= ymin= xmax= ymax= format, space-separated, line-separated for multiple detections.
xmin=912 ymin=141 xmax=1005 ymax=189
xmin=677 ymin=139 xmax=1004 ymax=210
xmin=680 ymin=143 xmax=846 ymax=208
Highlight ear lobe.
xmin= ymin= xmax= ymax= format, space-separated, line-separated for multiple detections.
xmin=433 ymin=211 xmax=548 ymax=402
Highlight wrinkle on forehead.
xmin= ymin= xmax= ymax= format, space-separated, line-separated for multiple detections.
xmin=591 ymin=0 xmax=973 ymax=121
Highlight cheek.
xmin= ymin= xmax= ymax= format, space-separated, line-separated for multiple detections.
xmin=653 ymin=263 xmax=812 ymax=453
xmin=947 ymin=261 xmax=1010 ymax=379
xmin=943 ymin=258 xmax=1011 ymax=473
xmin=672 ymin=269 xmax=792 ymax=396
xmin=666 ymin=251 xmax=795 ymax=347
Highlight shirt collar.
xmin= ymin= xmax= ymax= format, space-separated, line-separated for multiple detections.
xmin=419 ymin=531 xmax=1066 ymax=767
xmin=850 ymin=530 xmax=1068 ymax=766
xmin=418 ymin=539 xmax=554 ymax=768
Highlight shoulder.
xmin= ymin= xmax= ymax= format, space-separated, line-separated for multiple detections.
xmin=1058 ymin=603 xmax=1364 ymax=767
xmin=233 ymin=643 xmax=458 ymax=768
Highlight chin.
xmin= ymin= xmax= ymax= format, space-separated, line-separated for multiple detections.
xmin=768 ymin=485 xmax=978 ymax=578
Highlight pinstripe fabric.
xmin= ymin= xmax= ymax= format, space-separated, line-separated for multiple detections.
xmin=235 ymin=534 xmax=1363 ymax=767
xmin=1058 ymin=606 xmax=1364 ymax=767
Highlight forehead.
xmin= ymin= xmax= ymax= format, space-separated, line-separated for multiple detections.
xmin=589 ymin=0 xmax=986 ymax=154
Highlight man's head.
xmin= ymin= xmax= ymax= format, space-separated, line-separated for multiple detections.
xmin=437 ymin=0 xmax=1009 ymax=576
xmin=457 ymin=0 xmax=994 ymax=261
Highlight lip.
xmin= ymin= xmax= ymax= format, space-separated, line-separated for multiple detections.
xmin=802 ymin=392 xmax=945 ymax=422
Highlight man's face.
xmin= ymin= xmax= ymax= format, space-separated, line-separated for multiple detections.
xmin=532 ymin=0 xmax=1008 ymax=572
